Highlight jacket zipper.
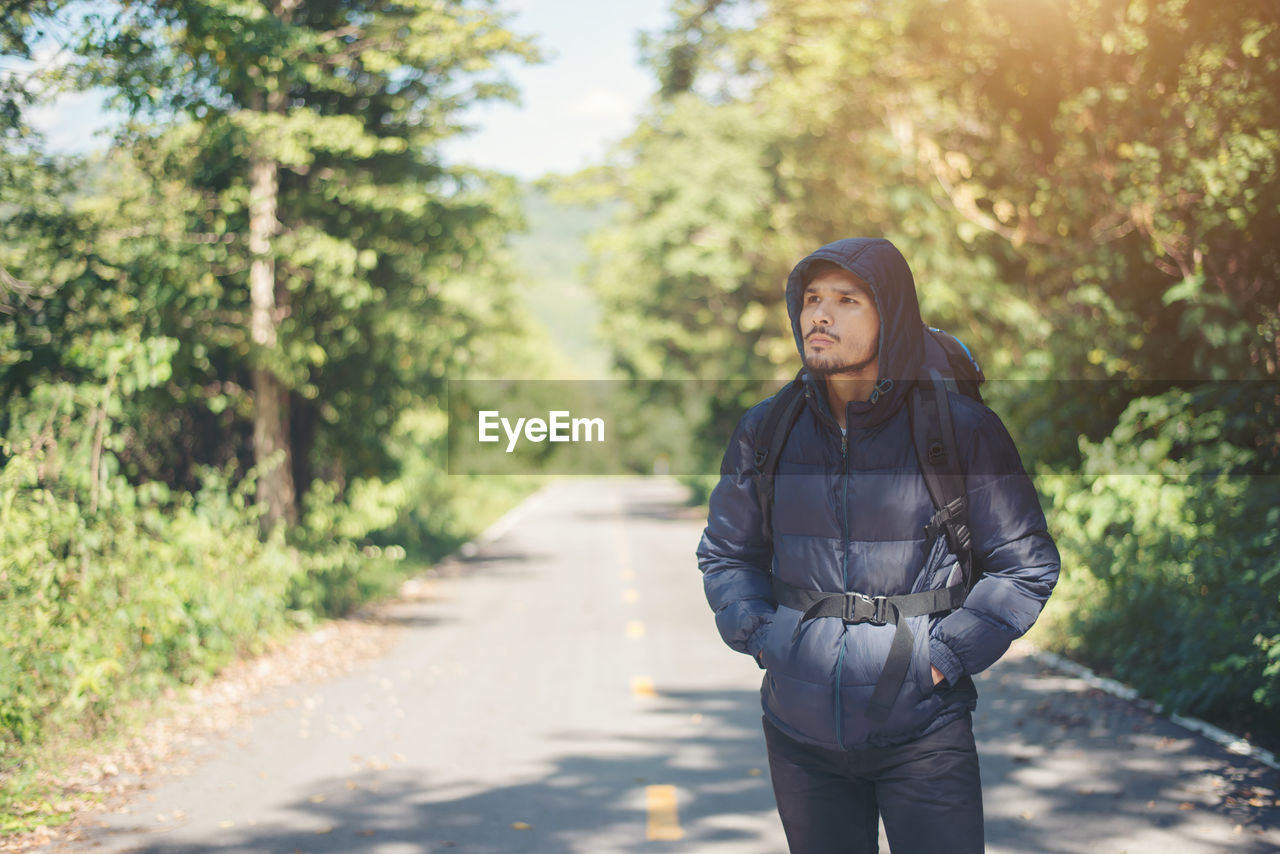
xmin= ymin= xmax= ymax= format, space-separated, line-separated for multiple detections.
xmin=835 ymin=427 xmax=849 ymax=747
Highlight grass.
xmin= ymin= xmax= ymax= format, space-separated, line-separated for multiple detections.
xmin=0 ymin=477 xmax=546 ymax=842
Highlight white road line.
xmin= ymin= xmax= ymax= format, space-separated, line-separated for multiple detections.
xmin=1032 ymin=648 xmax=1279 ymax=770
xmin=471 ymin=483 xmax=555 ymax=549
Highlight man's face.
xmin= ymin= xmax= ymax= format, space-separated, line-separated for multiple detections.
xmin=799 ymin=267 xmax=880 ymax=377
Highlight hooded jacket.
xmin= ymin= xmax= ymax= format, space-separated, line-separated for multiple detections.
xmin=697 ymin=237 xmax=1061 ymax=750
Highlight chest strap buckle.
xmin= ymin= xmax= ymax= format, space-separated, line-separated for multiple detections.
xmin=844 ymin=592 xmax=891 ymax=626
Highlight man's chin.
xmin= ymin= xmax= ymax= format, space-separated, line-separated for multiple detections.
xmin=804 ymin=357 xmax=877 ymax=378
xmin=804 ymin=356 xmax=845 ymax=377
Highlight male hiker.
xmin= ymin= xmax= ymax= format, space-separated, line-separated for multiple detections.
xmin=696 ymin=237 xmax=1060 ymax=853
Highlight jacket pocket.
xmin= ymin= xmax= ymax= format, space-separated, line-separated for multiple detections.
xmin=758 ymin=605 xmax=796 ymax=671
xmin=751 ymin=615 xmax=775 ymax=668
xmin=761 ymin=606 xmax=844 ymax=748
xmin=835 ymin=612 xmax=941 ymax=742
xmin=913 ymin=614 xmax=940 ymax=698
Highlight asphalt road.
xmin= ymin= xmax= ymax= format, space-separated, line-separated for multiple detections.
xmin=68 ymin=478 xmax=1280 ymax=853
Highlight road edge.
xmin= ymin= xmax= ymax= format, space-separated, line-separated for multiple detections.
xmin=461 ymin=480 xmax=556 ymax=555
xmin=1029 ymin=647 xmax=1279 ymax=771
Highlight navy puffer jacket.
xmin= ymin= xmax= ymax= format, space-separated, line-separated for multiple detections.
xmin=697 ymin=238 xmax=1061 ymax=750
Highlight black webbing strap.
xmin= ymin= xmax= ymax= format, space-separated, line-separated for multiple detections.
xmin=751 ymin=371 xmax=808 ymax=543
xmin=909 ymin=370 xmax=975 ymax=590
xmin=774 ymin=578 xmax=967 ymax=722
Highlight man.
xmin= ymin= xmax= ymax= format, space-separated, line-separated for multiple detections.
xmin=697 ymin=237 xmax=1060 ymax=853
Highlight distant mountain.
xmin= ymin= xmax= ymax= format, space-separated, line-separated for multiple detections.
xmin=508 ymin=185 xmax=615 ymax=378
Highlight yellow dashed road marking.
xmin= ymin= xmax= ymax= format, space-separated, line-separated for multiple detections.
xmin=626 ymin=620 xmax=646 ymax=639
xmin=613 ymin=524 xmax=632 ymax=565
xmin=631 ymin=676 xmax=657 ymax=698
xmin=645 ymin=785 xmax=685 ymax=841
xmin=623 ymin=588 xmax=639 ymax=603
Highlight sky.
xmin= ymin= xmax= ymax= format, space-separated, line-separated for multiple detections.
xmin=27 ymin=0 xmax=675 ymax=182
xmin=441 ymin=0 xmax=673 ymax=179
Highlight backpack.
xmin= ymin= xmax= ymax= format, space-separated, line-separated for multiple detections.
xmin=750 ymin=325 xmax=986 ymax=588
xmin=747 ymin=326 xmax=986 ymax=722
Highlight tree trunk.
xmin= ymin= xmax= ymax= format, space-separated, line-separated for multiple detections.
xmin=249 ymin=148 xmax=296 ymax=529
xmin=248 ymin=7 xmax=299 ymax=529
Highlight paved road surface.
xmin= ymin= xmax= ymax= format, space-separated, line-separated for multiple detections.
xmin=69 ymin=479 xmax=1279 ymax=853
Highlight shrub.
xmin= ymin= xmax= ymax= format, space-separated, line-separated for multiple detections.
xmin=1037 ymin=385 xmax=1280 ymax=744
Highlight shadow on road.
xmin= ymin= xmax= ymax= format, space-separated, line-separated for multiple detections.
xmin=96 ymin=688 xmax=777 ymax=853
xmin=572 ymin=496 xmax=704 ymax=526
xmin=71 ymin=479 xmax=1280 ymax=854
xmin=973 ymin=654 xmax=1279 ymax=853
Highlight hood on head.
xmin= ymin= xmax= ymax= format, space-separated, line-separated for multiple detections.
xmin=785 ymin=237 xmax=925 ymax=422
xmin=783 ymin=236 xmax=926 ymax=427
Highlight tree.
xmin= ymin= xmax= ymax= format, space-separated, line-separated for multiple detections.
xmin=62 ymin=0 xmax=539 ymax=527
xmin=0 ymin=0 xmax=549 ymax=764
xmin=590 ymin=0 xmax=1280 ymax=734
xmin=0 ymin=0 xmax=63 ymax=135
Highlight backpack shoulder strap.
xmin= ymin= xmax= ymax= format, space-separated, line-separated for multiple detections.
xmin=751 ymin=371 xmax=807 ymax=544
xmin=908 ymin=368 xmax=977 ymax=590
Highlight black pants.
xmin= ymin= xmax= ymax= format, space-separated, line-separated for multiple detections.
xmin=762 ymin=714 xmax=984 ymax=854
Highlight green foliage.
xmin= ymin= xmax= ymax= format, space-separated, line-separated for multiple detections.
xmin=1040 ymin=382 xmax=1280 ymax=731
xmin=508 ymin=184 xmax=614 ymax=377
xmin=0 ymin=0 xmax=64 ymax=138
xmin=19 ymin=0 xmax=543 ymax=515
xmin=579 ymin=94 xmax=810 ymax=466
xmin=590 ymin=0 xmax=1280 ymax=743
xmin=0 ymin=428 xmax=297 ymax=747
xmin=0 ymin=0 xmax=551 ymax=812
